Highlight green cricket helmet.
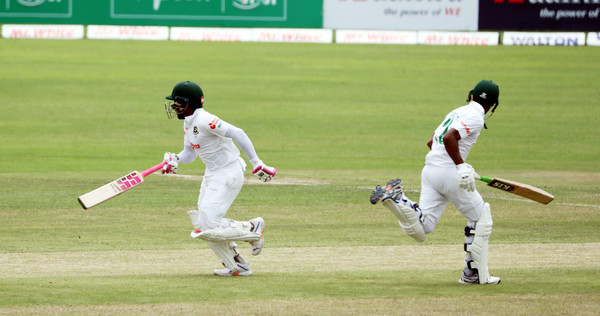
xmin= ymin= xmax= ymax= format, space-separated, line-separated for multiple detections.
xmin=164 ymin=81 xmax=204 ymax=119
xmin=468 ymin=80 xmax=499 ymax=107
xmin=467 ymin=80 xmax=500 ymax=129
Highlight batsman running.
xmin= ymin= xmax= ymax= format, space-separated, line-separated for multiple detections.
xmin=161 ymin=81 xmax=276 ymax=276
xmin=371 ymin=80 xmax=501 ymax=284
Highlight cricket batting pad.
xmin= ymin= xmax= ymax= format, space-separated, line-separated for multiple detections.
xmin=205 ymin=240 xmax=239 ymax=270
xmin=468 ymin=203 xmax=493 ymax=284
xmin=382 ymin=199 xmax=426 ymax=243
xmin=191 ymin=226 xmax=261 ymax=242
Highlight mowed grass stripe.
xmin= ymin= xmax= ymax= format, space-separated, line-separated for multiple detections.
xmin=2 ymin=243 xmax=598 ymax=278
xmin=2 ymin=294 xmax=600 ymax=316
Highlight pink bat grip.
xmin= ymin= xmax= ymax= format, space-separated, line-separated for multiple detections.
xmin=141 ymin=162 xmax=167 ymax=178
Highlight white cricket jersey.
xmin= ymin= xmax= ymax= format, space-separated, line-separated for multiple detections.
xmin=183 ymin=108 xmax=240 ymax=170
xmin=425 ymin=101 xmax=485 ymax=168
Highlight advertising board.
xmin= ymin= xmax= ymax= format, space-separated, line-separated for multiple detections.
xmin=0 ymin=0 xmax=322 ymax=28
xmin=2 ymin=23 xmax=83 ymax=39
xmin=479 ymin=0 xmax=600 ymax=31
xmin=588 ymin=32 xmax=600 ymax=46
xmin=503 ymin=31 xmax=587 ymax=46
xmin=418 ymin=31 xmax=499 ymax=46
xmin=324 ymin=0 xmax=478 ymax=31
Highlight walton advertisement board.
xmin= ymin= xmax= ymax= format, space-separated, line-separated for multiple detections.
xmin=0 ymin=0 xmax=322 ymax=28
xmin=479 ymin=0 xmax=600 ymax=31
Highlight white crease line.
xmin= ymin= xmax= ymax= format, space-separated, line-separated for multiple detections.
xmin=162 ymin=174 xmax=599 ymax=208
xmin=162 ymin=174 xmax=328 ymax=186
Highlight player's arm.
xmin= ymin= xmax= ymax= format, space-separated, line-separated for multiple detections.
xmin=162 ymin=121 xmax=198 ymax=174
xmin=225 ymin=126 xmax=259 ymax=163
xmin=442 ymin=128 xmax=464 ymax=165
xmin=162 ymin=145 xmax=195 ymax=174
xmin=427 ymin=134 xmax=433 ymax=149
xmin=443 ymin=128 xmax=476 ymax=191
xmin=177 ymin=145 xmax=196 ymax=163
xmin=225 ymin=125 xmax=276 ymax=182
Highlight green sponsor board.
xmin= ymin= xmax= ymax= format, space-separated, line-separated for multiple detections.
xmin=0 ymin=0 xmax=322 ymax=28
xmin=1 ymin=0 xmax=72 ymax=17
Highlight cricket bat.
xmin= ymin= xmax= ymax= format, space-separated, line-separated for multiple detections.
xmin=477 ymin=175 xmax=554 ymax=205
xmin=78 ymin=162 xmax=166 ymax=210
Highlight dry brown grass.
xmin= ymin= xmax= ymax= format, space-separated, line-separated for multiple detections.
xmin=2 ymin=243 xmax=598 ymax=278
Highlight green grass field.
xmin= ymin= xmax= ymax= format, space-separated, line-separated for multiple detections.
xmin=1 ymin=38 xmax=599 ymax=315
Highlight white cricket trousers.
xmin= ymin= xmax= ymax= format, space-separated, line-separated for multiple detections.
xmin=196 ymin=158 xmax=246 ymax=230
xmin=419 ymin=164 xmax=485 ymax=234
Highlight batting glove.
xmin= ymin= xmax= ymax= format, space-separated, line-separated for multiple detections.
xmin=162 ymin=152 xmax=179 ymax=174
xmin=456 ymin=163 xmax=476 ymax=192
xmin=252 ymin=163 xmax=276 ymax=182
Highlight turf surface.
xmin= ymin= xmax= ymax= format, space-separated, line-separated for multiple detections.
xmin=0 ymin=38 xmax=599 ymax=315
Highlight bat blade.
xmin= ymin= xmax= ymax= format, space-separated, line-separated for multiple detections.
xmin=78 ymin=162 xmax=166 ymax=210
xmin=78 ymin=171 xmax=144 ymax=209
xmin=479 ymin=176 xmax=554 ymax=205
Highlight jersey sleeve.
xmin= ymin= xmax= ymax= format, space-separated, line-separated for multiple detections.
xmin=225 ymin=125 xmax=259 ymax=162
xmin=450 ymin=109 xmax=484 ymax=140
xmin=183 ymin=122 xmax=189 ymax=147
xmin=198 ymin=113 xmax=232 ymax=137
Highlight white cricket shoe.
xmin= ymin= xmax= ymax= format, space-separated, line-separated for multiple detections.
xmin=213 ymin=262 xmax=252 ymax=277
xmin=459 ymin=271 xmax=501 ymax=285
xmin=248 ymin=217 xmax=265 ymax=256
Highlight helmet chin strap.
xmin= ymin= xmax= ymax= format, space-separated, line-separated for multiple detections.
xmin=483 ymin=102 xmax=499 ymax=129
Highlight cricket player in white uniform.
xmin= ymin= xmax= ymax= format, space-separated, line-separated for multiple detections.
xmin=371 ymin=80 xmax=501 ymax=284
xmin=161 ymin=81 xmax=276 ymax=276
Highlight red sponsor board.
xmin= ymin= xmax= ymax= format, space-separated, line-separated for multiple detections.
xmin=479 ymin=0 xmax=600 ymax=31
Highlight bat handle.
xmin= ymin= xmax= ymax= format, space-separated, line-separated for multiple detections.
xmin=478 ymin=175 xmax=493 ymax=184
xmin=142 ymin=162 xmax=167 ymax=178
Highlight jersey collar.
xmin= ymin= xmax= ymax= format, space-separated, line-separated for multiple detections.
xmin=184 ymin=108 xmax=204 ymax=125
xmin=468 ymin=101 xmax=485 ymax=115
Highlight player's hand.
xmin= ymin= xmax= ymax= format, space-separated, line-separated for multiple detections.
xmin=456 ymin=163 xmax=476 ymax=192
xmin=252 ymin=164 xmax=276 ymax=182
xmin=162 ymin=152 xmax=179 ymax=174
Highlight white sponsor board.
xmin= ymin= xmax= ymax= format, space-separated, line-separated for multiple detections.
xmin=336 ymin=30 xmax=417 ymax=45
xmin=324 ymin=0 xmax=478 ymax=31
xmin=87 ymin=25 xmax=169 ymax=40
xmin=587 ymin=32 xmax=600 ymax=46
xmin=418 ymin=31 xmax=499 ymax=46
xmin=503 ymin=32 xmax=587 ymax=46
xmin=170 ymin=28 xmax=331 ymax=43
xmin=2 ymin=24 xmax=83 ymax=39
xmin=170 ymin=27 xmax=253 ymax=42
xmin=252 ymin=28 xmax=332 ymax=43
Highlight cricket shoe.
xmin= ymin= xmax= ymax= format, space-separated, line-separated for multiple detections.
xmin=248 ymin=217 xmax=265 ymax=256
xmin=382 ymin=178 xmax=404 ymax=202
xmin=370 ymin=185 xmax=385 ymax=204
xmin=458 ymin=271 xmax=501 ymax=285
xmin=213 ymin=262 xmax=252 ymax=277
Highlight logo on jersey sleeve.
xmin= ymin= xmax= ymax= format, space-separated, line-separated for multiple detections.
xmin=193 ymin=126 xmax=199 ymax=135
xmin=208 ymin=118 xmax=222 ymax=129
xmin=460 ymin=121 xmax=471 ymax=135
